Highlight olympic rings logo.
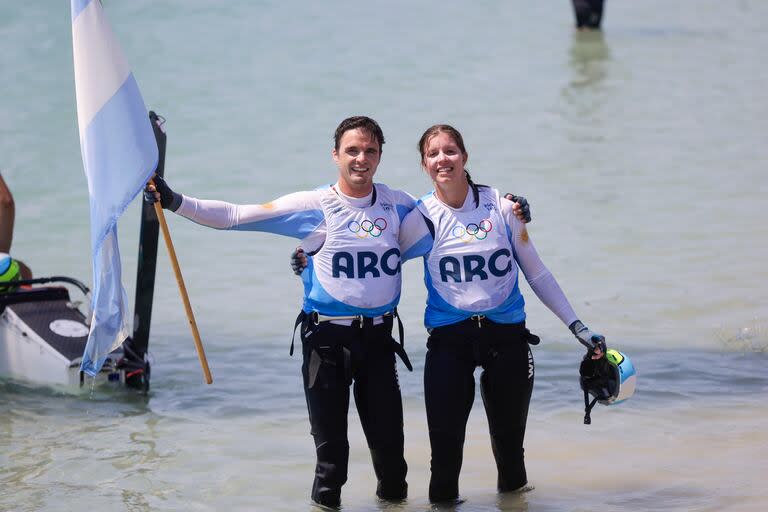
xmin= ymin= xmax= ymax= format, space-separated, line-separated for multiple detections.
xmin=452 ymin=219 xmax=493 ymax=243
xmin=348 ymin=217 xmax=388 ymax=238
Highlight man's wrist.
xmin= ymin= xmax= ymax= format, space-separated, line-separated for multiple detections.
xmin=168 ymin=192 xmax=182 ymax=212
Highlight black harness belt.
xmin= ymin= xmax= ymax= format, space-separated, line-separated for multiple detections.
xmin=291 ymin=309 xmax=413 ymax=377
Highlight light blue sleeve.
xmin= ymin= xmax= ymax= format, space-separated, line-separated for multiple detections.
xmin=399 ymin=205 xmax=433 ymax=262
xmin=175 ymin=190 xmax=324 ymax=240
xmin=392 ymin=188 xmax=417 ymax=223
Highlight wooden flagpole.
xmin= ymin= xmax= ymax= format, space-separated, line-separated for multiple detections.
xmin=150 ymin=178 xmax=213 ymax=384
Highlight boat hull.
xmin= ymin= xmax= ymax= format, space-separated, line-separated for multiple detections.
xmin=0 ymin=286 xmax=124 ymax=388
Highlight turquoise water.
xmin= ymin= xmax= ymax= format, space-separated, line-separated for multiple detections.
xmin=1 ymin=1 xmax=767 ymax=510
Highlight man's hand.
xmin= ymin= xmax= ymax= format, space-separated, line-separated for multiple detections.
xmin=144 ymin=174 xmax=181 ymax=211
xmin=291 ymin=247 xmax=308 ymax=276
xmin=503 ymin=193 xmax=531 ymax=223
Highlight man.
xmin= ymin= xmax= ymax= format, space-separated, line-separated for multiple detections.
xmin=147 ymin=116 xmax=413 ymax=508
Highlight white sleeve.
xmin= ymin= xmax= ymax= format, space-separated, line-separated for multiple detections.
xmin=175 ymin=190 xmax=325 ymax=240
xmin=502 ymin=200 xmax=578 ymax=327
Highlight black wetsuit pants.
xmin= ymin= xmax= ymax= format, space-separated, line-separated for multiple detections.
xmin=424 ymin=319 xmax=535 ymax=503
xmin=572 ymin=0 xmax=604 ymax=29
xmin=300 ymin=316 xmax=408 ymax=507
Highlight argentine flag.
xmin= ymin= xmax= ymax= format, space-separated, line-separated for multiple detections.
xmin=71 ymin=0 xmax=158 ymax=376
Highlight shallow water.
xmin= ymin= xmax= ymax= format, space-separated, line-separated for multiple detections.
xmin=1 ymin=1 xmax=767 ymax=510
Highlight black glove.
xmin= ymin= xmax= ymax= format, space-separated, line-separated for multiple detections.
xmin=290 ymin=247 xmax=307 ymax=276
xmin=569 ymin=320 xmax=607 ymax=356
xmin=504 ymin=193 xmax=531 ymax=223
xmin=144 ymin=174 xmax=181 ymax=211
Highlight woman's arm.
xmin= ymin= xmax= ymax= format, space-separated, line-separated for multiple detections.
xmin=502 ymin=200 xmax=578 ymax=326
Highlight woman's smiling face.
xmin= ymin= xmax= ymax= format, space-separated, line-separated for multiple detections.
xmin=421 ymin=131 xmax=468 ymax=188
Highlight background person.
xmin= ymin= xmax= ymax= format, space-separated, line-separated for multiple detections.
xmin=572 ymin=0 xmax=605 ymax=30
xmin=0 ymin=172 xmax=32 ymax=280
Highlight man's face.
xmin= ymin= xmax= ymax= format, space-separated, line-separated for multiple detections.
xmin=332 ymin=128 xmax=381 ymax=197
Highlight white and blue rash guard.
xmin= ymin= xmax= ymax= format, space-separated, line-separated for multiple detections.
xmin=398 ymin=185 xmax=579 ymax=330
xmin=175 ymin=183 xmax=416 ymax=317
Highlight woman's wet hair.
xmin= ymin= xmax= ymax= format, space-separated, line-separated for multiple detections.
xmin=417 ymin=124 xmax=474 ymax=184
xmin=334 ymin=116 xmax=385 ymax=152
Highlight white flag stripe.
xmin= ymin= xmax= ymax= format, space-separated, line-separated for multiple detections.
xmin=72 ymin=0 xmax=130 ymax=139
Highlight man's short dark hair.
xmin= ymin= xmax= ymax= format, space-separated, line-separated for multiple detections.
xmin=333 ymin=116 xmax=385 ymax=152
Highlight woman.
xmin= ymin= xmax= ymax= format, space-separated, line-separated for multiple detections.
xmin=398 ymin=124 xmax=606 ymax=503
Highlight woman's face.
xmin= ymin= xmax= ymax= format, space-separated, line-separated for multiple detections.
xmin=422 ymin=131 xmax=468 ymax=188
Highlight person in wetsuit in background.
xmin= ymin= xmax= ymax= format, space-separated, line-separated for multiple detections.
xmin=572 ymin=0 xmax=604 ymax=30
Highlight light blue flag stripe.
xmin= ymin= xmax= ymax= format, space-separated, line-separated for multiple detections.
xmin=71 ymin=0 xmax=93 ymax=22
xmin=84 ymin=227 xmax=130 ymax=375
xmin=72 ymin=0 xmax=158 ymax=376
